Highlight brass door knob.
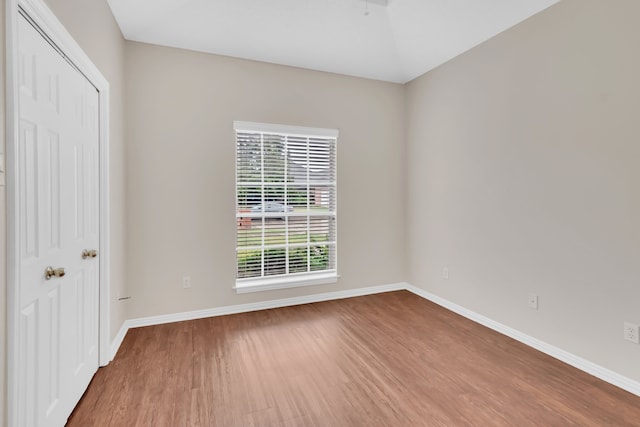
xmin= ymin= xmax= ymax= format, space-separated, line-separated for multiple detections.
xmin=82 ymin=249 xmax=98 ymax=259
xmin=45 ymin=267 xmax=65 ymax=280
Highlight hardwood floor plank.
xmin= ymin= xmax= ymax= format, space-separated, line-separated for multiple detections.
xmin=66 ymin=291 xmax=640 ymax=426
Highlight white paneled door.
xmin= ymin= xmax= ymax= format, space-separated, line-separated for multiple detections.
xmin=17 ymin=13 xmax=100 ymax=427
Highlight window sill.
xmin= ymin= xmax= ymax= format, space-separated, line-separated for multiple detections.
xmin=234 ymin=272 xmax=339 ymax=294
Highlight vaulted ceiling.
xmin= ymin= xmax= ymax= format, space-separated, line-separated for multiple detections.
xmin=107 ymin=0 xmax=559 ymax=83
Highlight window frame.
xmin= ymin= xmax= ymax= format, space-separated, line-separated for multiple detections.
xmin=233 ymin=121 xmax=339 ymax=293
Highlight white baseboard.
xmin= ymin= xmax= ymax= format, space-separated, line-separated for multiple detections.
xmin=110 ymin=282 xmax=405 ymax=359
xmin=108 ymin=281 xmax=640 ymax=398
xmin=405 ymin=284 xmax=640 ymax=398
xmin=109 ymin=321 xmax=129 ymax=362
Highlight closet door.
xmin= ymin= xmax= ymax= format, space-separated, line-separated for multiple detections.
xmin=17 ymin=13 xmax=100 ymax=427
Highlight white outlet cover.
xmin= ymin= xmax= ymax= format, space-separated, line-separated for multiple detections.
xmin=527 ymin=294 xmax=538 ymax=310
xmin=624 ymin=322 xmax=640 ymax=344
xmin=0 ymin=153 xmax=5 ymax=187
xmin=183 ymin=276 xmax=191 ymax=288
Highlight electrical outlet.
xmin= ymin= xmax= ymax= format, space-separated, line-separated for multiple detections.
xmin=527 ymin=294 xmax=538 ymax=310
xmin=0 ymin=153 xmax=4 ymax=186
xmin=624 ymin=322 xmax=639 ymax=344
xmin=442 ymin=267 xmax=449 ymax=280
xmin=183 ymin=275 xmax=191 ymax=289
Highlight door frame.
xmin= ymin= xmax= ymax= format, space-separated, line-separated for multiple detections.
xmin=5 ymin=0 xmax=111 ymax=424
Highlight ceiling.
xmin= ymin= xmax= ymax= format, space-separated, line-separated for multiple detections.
xmin=106 ymin=0 xmax=559 ymax=84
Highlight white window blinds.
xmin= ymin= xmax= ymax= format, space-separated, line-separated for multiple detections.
xmin=234 ymin=121 xmax=338 ymax=291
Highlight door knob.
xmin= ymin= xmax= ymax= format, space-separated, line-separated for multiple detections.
xmin=82 ymin=249 xmax=98 ymax=259
xmin=45 ymin=267 xmax=66 ymax=280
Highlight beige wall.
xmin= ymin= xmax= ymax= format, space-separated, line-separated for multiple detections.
xmin=406 ymin=0 xmax=640 ymax=382
xmin=0 ymin=0 xmax=6 ymax=423
xmin=124 ymin=41 xmax=406 ymax=319
xmin=43 ymin=0 xmax=128 ymax=342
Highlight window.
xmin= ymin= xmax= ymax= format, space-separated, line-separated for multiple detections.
xmin=234 ymin=121 xmax=338 ymax=293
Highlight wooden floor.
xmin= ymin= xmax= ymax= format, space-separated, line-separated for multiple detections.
xmin=67 ymin=291 xmax=640 ymax=426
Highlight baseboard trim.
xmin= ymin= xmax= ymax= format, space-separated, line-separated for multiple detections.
xmin=109 ymin=321 xmax=129 ymax=362
xmin=405 ymin=284 xmax=640 ymax=398
xmin=109 ymin=282 xmax=406 ymax=359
